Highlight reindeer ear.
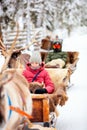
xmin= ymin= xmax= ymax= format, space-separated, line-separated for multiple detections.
xmin=11 ymin=51 xmax=21 ymax=58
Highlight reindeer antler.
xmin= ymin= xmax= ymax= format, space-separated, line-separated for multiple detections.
xmin=15 ymin=27 xmax=42 ymax=51
xmin=1 ymin=22 xmax=19 ymax=73
xmin=0 ymin=38 xmax=6 ymax=50
xmin=0 ymin=37 xmax=7 ymax=56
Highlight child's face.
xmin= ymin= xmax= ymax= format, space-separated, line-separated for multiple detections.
xmin=30 ymin=62 xmax=40 ymax=69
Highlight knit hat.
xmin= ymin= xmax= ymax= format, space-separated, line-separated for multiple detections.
xmin=29 ymin=51 xmax=42 ymax=64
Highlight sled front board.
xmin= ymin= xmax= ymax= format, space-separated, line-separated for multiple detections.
xmin=31 ymin=94 xmax=49 ymax=122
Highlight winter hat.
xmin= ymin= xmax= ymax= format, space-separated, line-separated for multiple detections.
xmin=29 ymin=51 xmax=42 ymax=64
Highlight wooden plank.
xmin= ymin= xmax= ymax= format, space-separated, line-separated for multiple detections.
xmin=43 ymin=98 xmax=49 ymax=122
xmin=5 ymin=36 xmax=27 ymax=40
xmin=31 ymin=94 xmax=49 ymax=122
xmin=2 ymin=27 xmax=45 ymax=49
xmin=31 ymin=98 xmax=43 ymax=122
xmin=31 ymin=94 xmax=48 ymax=99
xmin=5 ymin=40 xmax=27 ymax=44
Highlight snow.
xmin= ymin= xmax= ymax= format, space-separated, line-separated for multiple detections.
xmin=63 ymin=34 xmax=87 ymax=51
xmin=55 ymin=33 xmax=87 ymax=130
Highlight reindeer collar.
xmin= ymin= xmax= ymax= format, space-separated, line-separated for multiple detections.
xmin=7 ymin=94 xmax=12 ymax=119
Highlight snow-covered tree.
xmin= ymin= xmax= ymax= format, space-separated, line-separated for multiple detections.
xmin=0 ymin=0 xmax=87 ymax=35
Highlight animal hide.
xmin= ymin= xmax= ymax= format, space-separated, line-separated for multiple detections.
xmin=45 ymin=58 xmax=65 ymax=68
xmin=48 ymin=85 xmax=68 ymax=114
xmin=29 ymin=82 xmax=44 ymax=93
xmin=46 ymin=68 xmax=71 ymax=91
xmin=67 ymin=51 xmax=79 ymax=64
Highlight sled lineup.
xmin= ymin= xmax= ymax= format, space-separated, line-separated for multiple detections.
xmin=0 ymin=27 xmax=79 ymax=130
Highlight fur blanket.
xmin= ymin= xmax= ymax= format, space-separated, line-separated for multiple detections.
xmin=46 ymin=68 xmax=71 ymax=90
xmin=45 ymin=58 xmax=65 ymax=68
xmin=29 ymin=82 xmax=44 ymax=93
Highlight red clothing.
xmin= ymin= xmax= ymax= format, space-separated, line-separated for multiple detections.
xmin=22 ymin=63 xmax=55 ymax=94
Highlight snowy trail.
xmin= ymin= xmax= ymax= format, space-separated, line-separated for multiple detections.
xmin=56 ymin=35 xmax=87 ymax=130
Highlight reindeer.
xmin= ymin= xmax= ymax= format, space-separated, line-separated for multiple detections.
xmin=0 ymin=23 xmax=32 ymax=130
xmin=0 ymin=69 xmax=32 ymax=130
xmin=40 ymin=36 xmax=52 ymax=62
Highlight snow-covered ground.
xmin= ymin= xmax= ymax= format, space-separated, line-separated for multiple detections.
xmin=56 ymin=34 xmax=87 ymax=130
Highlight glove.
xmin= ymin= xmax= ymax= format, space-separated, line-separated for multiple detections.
xmin=35 ymin=88 xmax=48 ymax=94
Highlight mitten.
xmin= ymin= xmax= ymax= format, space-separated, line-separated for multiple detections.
xmin=35 ymin=88 xmax=48 ymax=94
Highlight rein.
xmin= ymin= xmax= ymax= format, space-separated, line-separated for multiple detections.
xmin=9 ymin=106 xmax=33 ymax=119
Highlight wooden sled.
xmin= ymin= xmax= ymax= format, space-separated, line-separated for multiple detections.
xmin=30 ymin=94 xmax=57 ymax=129
xmin=30 ymin=94 xmax=49 ymax=123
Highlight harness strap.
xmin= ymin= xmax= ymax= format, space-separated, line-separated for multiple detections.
xmin=9 ymin=106 xmax=33 ymax=119
xmin=7 ymin=94 xmax=12 ymax=119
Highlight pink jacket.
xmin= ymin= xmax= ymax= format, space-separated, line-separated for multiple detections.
xmin=22 ymin=63 xmax=55 ymax=94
